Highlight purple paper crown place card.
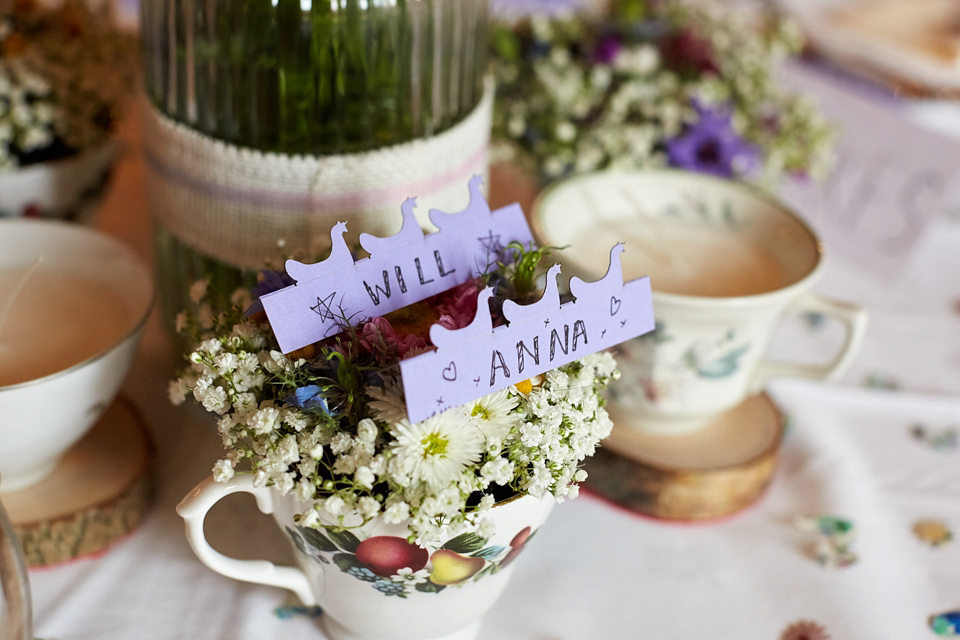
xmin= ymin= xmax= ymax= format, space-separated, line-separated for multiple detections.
xmin=399 ymin=244 xmax=655 ymax=423
xmin=261 ymin=176 xmax=534 ymax=354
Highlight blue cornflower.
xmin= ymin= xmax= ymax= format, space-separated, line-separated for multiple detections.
xmin=285 ymin=385 xmax=331 ymax=414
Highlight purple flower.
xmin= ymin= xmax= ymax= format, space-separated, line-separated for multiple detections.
xmin=593 ymin=34 xmax=622 ymax=65
xmin=252 ymin=269 xmax=295 ymax=299
xmin=244 ymin=269 xmax=295 ymax=316
xmin=665 ymin=100 xmax=759 ymax=178
xmin=285 ymin=385 xmax=331 ymax=413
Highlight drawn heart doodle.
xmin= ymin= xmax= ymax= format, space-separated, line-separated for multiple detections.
xmin=442 ymin=362 xmax=457 ymax=381
xmin=610 ymin=296 xmax=622 ymax=316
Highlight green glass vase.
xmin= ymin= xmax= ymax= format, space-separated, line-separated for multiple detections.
xmin=140 ymin=0 xmax=490 ymax=328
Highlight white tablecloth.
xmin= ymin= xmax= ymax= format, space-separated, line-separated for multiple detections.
xmin=28 ymin=91 xmax=960 ymax=640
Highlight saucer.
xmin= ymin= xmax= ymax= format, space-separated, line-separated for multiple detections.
xmin=584 ymin=393 xmax=784 ymax=521
xmin=782 ymin=0 xmax=960 ymax=96
xmin=3 ymin=396 xmax=154 ymax=567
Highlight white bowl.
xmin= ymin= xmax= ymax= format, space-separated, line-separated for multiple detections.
xmin=0 ymin=220 xmax=152 ymax=492
xmin=0 ymin=142 xmax=116 ymax=222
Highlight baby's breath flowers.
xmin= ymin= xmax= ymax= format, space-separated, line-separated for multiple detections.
xmin=0 ymin=0 xmax=136 ymax=169
xmin=491 ymin=0 xmax=834 ymax=185
xmin=173 ymin=248 xmax=619 ymax=547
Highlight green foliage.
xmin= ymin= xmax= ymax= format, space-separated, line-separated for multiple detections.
xmin=142 ymin=0 xmax=487 ymax=155
xmin=495 ymin=241 xmax=564 ymax=303
xmin=298 ymin=526 xmax=339 ymax=553
xmin=415 ymin=580 xmax=446 ymax=594
xmin=441 ymin=532 xmax=487 ymax=554
xmin=471 ymin=545 xmax=507 ymax=559
xmin=328 ymin=528 xmax=363 ymax=553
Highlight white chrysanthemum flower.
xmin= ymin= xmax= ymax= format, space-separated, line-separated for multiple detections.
xmin=389 ymin=410 xmax=483 ymax=490
xmin=367 ymin=376 xmax=408 ymax=425
xmin=464 ymin=388 xmax=522 ymax=444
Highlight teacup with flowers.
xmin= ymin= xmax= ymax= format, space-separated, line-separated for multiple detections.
xmin=173 ymin=242 xmax=621 ymax=640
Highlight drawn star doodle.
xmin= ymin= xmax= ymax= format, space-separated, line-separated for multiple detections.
xmin=478 ymin=229 xmax=504 ymax=257
xmin=310 ymin=291 xmax=338 ymax=322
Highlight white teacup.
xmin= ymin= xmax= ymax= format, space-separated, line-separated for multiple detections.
xmin=0 ymin=141 xmax=116 ymax=221
xmin=0 ymin=220 xmax=152 ymax=492
xmin=533 ymin=170 xmax=867 ymax=435
xmin=179 ymin=476 xmax=555 ymax=640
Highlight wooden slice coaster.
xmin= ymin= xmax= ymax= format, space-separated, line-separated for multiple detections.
xmin=2 ymin=397 xmax=154 ymax=567
xmin=584 ymin=393 xmax=785 ymax=521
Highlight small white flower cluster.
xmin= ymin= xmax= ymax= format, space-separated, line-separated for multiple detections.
xmin=0 ymin=3 xmax=136 ymax=169
xmin=0 ymin=56 xmax=57 ymax=170
xmin=173 ymin=288 xmax=620 ymax=548
xmin=491 ymin=2 xmax=833 ymax=184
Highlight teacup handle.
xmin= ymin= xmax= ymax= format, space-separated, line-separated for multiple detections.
xmin=177 ymin=475 xmax=316 ymax=605
xmin=750 ymin=292 xmax=868 ymax=391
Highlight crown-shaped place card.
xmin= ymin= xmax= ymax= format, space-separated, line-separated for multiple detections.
xmin=400 ymin=244 xmax=654 ymax=422
xmin=261 ymin=176 xmax=534 ymax=354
